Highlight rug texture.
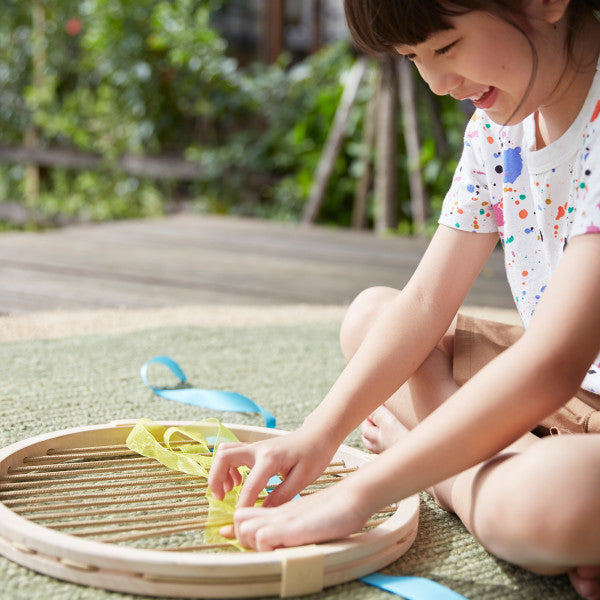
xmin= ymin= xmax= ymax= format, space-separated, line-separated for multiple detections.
xmin=0 ymin=305 xmax=576 ymax=600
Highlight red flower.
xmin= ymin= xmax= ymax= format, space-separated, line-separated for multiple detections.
xmin=65 ymin=18 xmax=82 ymax=36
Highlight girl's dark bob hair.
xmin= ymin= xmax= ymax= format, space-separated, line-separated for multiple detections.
xmin=343 ymin=0 xmax=600 ymax=56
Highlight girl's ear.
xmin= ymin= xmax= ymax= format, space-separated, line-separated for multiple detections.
xmin=526 ymin=0 xmax=570 ymax=24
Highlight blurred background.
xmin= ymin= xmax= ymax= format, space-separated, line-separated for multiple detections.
xmin=0 ymin=0 xmax=472 ymax=236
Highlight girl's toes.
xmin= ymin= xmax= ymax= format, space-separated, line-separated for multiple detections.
xmin=361 ymin=416 xmax=383 ymax=454
xmin=361 ymin=405 xmax=408 ymax=454
xmin=569 ymin=566 xmax=600 ymax=600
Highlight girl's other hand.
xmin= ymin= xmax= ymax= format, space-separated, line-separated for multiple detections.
xmin=208 ymin=429 xmax=336 ymax=508
xmin=221 ymin=481 xmax=370 ymax=551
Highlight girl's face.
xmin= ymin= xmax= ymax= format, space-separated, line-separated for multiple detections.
xmin=394 ymin=9 xmax=564 ymax=126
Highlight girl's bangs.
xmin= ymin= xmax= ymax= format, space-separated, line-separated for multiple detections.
xmin=344 ymin=0 xmax=476 ymax=54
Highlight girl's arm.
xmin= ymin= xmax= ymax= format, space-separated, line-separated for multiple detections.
xmin=209 ymin=225 xmax=499 ymax=506
xmin=351 ymin=232 xmax=600 ymax=508
xmin=229 ymin=233 xmax=600 ymax=550
xmin=300 ymin=225 xmax=499 ymax=449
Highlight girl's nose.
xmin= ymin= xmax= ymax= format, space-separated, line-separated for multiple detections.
xmin=417 ymin=63 xmax=462 ymax=97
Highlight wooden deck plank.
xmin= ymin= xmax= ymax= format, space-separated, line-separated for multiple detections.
xmin=0 ymin=214 xmax=513 ymax=315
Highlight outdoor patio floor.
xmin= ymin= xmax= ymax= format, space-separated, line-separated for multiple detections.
xmin=0 ymin=213 xmax=514 ymax=315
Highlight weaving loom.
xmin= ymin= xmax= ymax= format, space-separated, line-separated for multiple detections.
xmin=0 ymin=420 xmax=419 ymax=598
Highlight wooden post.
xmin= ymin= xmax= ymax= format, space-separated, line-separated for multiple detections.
xmin=374 ymin=55 xmax=398 ymax=235
xmin=420 ymin=79 xmax=450 ymax=159
xmin=261 ymin=0 xmax=285 ymax=64
xmin=302 ymin=57 xmax=368 ymax=225
xmin=398 ymin=60 xmax=427 ymax=232
xmin=352 ymin=71 xmax=377 ymax=230
xmin=24 ymin=0 xmax=47 ymax=216
xmin=311 ymin=0 xmax=323 ymax=53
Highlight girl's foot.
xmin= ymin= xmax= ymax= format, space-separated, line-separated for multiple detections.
xmin=361 ymin=405 xmax=408 ymax=453
xmin=570 ymin=566 xmax=600 ymax=600
xmin=361 ymin=404 xmax=454 ymax=512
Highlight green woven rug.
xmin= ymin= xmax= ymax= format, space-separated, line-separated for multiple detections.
xmin=0 ymin=312 xmax=576 ymax=600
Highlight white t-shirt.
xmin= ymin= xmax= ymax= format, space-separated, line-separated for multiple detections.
xmin=439 ymin=62 xmax=600 ymax=393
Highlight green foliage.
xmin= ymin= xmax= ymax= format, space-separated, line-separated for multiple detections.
xmin=186 ymin=41 xmax=359 ymax=221
xmin=0 ymin=0 xmax=467 ymax=231
xmin=417 ymin=94 xmax=467 ymax=235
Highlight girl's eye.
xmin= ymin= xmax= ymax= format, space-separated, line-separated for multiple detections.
xmin=405 ymin=54 xmax=417 ymax=62
xmin=434 ymin=40 xmax=459 ymax=56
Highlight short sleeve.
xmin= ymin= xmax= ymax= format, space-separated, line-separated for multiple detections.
xmin=438 ymin=111 xmax=498 ymax=233
xmin=570 ymin=101 xmax=600 ymax=238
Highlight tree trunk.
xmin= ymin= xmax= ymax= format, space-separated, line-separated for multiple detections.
xmin=352 ymin=72 xmax=377 ymax=230
xmin=260 ymin=0 xmax=285 ymax=64
xmin=302 ymin=57 xmax=368 ymax=224
xmin=420 ymin=78 xmax=450 ymax=159
xmin=374 ymin=55 xmax=398 ymax=235
xmin=398 ymin=60 xmax=427 ymax=233
xmin=25 ymin=1 xmax=46 ymax=216
xmin=311 ymin=0 xmax=323 ymax=53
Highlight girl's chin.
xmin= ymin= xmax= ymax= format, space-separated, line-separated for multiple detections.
xmin=478 ymin=89 xmax=539 ymax=127
xmin=480 ymin=102 xmax=531 ymax=127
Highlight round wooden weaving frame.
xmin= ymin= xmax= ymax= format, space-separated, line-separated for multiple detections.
xmin=0 ymin=421 xmax=419 ymax=598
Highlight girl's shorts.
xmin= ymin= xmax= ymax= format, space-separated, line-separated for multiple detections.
xmin=454 ymin=313 xmax=600 ymax=435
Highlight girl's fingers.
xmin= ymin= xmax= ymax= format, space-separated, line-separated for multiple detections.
xmin=237 ymin=460 xmax=279 ymax=508
xmin=232 ymin=493 xmax=347 ymax=551
xmin=253 ymin=523 xmax=281 ymax=552
xmin=260 ymin=465 xmax=308 ymax=507
xmin=210 ymin=433 xmax=330 ymax=507
xmin=238 ymin=510 xmax=292 ymax=552
xmin=229 ymin=466 xmax=243 ymax=487
xmin=210 ymin=441 xmax=284 ymax=507
xmin=233 ymin=507 xmax=270 ymax=549
xmin=219 ymin=524 xmax=235 ymax=539
xmin=208 ymin=443 xmax=257 ymax=500
xmin=217 ymin=467 xmax=244 ymax=498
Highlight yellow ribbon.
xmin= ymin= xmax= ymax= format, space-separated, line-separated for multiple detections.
xmin=125 ymin=418 xmax=253 ymax=551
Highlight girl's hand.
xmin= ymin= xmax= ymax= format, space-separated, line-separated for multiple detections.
xmin=208 ymin=428 xmax=336 ymax=508
xmin=221 ymin=481 xmax=371 ymax=551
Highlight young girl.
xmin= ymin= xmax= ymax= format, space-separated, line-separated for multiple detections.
xmin=209 ymin=1 xmax=600 ymax=597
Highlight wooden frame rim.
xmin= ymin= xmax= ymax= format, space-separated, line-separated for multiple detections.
xmin=0 ymin=421 xmax=420 ymax=598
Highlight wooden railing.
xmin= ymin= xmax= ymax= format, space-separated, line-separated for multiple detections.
xmin=0 ymin=145 xmax=202 ymax=181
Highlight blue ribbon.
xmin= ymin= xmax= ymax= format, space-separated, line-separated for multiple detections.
xmin=360 ymin=573 xmax=468 ymax=600
xmin=140 ymin=355 xmax=276 ymax=428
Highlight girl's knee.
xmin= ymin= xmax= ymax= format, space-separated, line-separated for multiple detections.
xmin=470 ymin=439 xmax=600 ymax=568
xmin=340 ymin=287 xmax=456 ymax=362
xmin=340 ymin=286 xmax=399 ymax=361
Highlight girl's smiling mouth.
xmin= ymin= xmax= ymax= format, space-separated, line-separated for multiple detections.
xmin=453 ymin=86 xmax=496 ymax=107
xmin=471 ymin=86 xmax=497 ymax=109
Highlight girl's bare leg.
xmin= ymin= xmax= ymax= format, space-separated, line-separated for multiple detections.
xmin=340 ymin=287 xmax=600 ymax=599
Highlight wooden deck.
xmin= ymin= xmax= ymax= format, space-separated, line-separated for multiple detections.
xmin=0 ymin=214 xmax=513 ymax=315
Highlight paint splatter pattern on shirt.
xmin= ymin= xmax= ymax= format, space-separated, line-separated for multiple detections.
xmin=439 ymin=86 xmax=600 ymax=393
